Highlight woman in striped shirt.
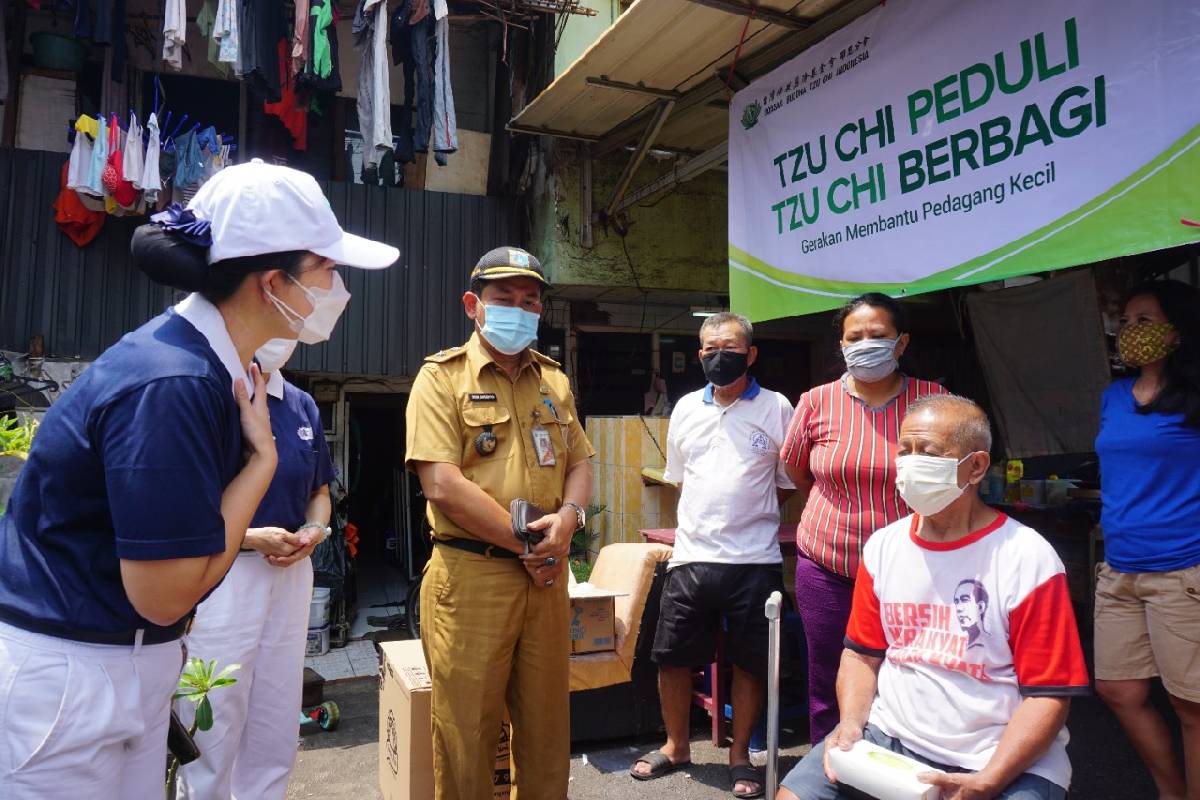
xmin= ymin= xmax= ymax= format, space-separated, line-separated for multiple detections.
xmin=781 ymin=293 xmax=946 ymax=745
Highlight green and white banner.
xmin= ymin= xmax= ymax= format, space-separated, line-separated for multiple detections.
xmin=728 ymin=0 xmax=1200 ymax=320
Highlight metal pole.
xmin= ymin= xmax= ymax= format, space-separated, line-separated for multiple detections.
xmin=765 ymin=590 xmax=783 ymax=799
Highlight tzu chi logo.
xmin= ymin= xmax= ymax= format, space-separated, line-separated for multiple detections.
xmin=741 ymin=101 xmax=762 ymax=130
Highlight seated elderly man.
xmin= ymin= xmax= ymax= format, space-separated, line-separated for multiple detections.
xmin=778 ymin=394 xmax=1089 ymax=800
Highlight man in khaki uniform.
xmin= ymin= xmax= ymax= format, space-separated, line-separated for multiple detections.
xmin=406 ymin=246 xmax=594 ymax=800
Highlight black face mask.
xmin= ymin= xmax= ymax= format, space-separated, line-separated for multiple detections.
xmin=701 ymin=350 xmax=749 ymax=387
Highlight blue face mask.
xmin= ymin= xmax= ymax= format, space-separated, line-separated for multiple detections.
xmin=478 ymin=301 xmax=539 ymax=355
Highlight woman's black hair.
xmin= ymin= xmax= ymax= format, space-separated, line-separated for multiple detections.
xmin=1124 ymin=279 xmax=1200 ymax=428
xmin=200 ymin=251 xmax=309 ymax=305
xmin=832 ymin=292 xmax=910 ymax=338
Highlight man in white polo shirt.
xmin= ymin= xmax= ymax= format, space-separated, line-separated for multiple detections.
xmin=631 ymin=312 xmax=795 ymax=799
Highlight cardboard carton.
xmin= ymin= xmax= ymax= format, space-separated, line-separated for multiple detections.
xmin=569 ymin=583 xmax=625 ymax=655
xmin=379 ymin=639 xmax=512 ymax=800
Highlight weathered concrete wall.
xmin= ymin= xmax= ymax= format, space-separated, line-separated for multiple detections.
xmin=531 ymin=141 xmax=729 ymax=294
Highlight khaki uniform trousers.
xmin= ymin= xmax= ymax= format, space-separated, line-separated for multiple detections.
xmin=421 ymin=544 xmax=570 ymax=800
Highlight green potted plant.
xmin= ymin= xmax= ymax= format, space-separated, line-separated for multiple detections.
xmin=165 ymin=657 xmax=240 ymax=797
xmin=0 ymin=414 xmax=39 ymax=515
xmin=569 ymin=503 xmax=606 ymax=584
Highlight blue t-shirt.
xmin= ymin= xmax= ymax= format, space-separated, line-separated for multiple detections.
xmin=0 ymin=311 xmax=243 ymax=636
xmin=1095 ymin=378 xmax=1200 ymax=572
xmin=252 ymin=380 xmax=335 ymax=531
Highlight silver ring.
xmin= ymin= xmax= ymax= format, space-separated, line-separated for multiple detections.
xmin=544 ymin=556 xmax=557 ymax=568
xmin=544 ymin=579 xmax=555 ymax=587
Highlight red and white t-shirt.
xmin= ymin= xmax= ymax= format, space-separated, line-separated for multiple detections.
xmin=845 ymin=513 xmax=1089 ymax=790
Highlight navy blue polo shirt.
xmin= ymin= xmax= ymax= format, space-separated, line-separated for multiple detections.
xmin=253 ymin=378 xmax=335 ymax=530
xmin=0 ymin=311 xmax=243 ymax=637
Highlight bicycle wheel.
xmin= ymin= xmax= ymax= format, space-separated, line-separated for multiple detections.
xmin=405 ymin=576 xmax=422 ymax=639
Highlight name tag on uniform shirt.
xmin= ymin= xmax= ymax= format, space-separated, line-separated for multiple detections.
xmin=468 ymin=393 xmax=497 ymax=402
xmin=297 ymin=426 xmax=314 ymax=441
xmin=532 ymin=426 xmax=556 ymax=466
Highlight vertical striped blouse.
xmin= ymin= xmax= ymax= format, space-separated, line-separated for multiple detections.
xmin=781 ymin=375 xmax=946 ymax=578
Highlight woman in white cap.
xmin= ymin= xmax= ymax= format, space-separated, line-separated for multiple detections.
xmin=0 ymin=160 xmax=396 ymax=800
xmin=175 ymin=335 xmax=337 ymax=800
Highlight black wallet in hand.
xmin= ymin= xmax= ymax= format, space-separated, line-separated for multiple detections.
xmin=168 ymin=709 xmax=201 ymax=765
xmin=510 ymin=498 xmax=548 ymax=548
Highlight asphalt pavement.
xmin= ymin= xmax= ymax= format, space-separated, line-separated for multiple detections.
xmin=287 ymin=673 xmax=1165 ymax=799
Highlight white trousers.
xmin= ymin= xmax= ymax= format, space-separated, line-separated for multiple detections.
xmin=176 ymin=552 xmax=314 ymax=800
xmin=0 ymin=619 xmax=183 ymax=800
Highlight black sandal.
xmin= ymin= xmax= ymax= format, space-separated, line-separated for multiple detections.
xmin=629 ymin=751 xmax=691 ymax=781
xmin=729 ymin=763 xmax=765 ymax=798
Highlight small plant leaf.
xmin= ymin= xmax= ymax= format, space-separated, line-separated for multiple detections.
xmin=195 ymin=696 xmax=214 ymax=732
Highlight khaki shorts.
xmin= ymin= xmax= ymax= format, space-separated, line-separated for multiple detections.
xmin=1094 ymin=562 xmax=1200 ymax=701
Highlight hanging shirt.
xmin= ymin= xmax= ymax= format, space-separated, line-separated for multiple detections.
xmin=53 ymin=161 xmax=105 ymax=247
xmin=1095 ymin=378 xmax=1200 ymax=573
xmin=214 ymin=0 xmax=241 ymax=67
xmin=139 ymin=112 xmax=163 ymax=197
xmin=197 ymin=0 xmax=232 ymax=78
xmin=0 ymin=299 xmax=247 ymax=638
xmin=163 ymin=0 xmax=187 ymax=71
xmin=253 ymin=372 xmax=336 ymax=530
xmin=86 ymin=114 xmax=109 ymax=198
xmin=122 ymin=113 xmax=144 ymax=187
xmin=67 ymin=115 xmax=98 ymax=190
xmin=264 ymin=40 xmax=309 ymax=150
xmin=174 ymin=129 xmax=207 ymax=189
xmin=356 ymin=0 xmax=394 ymax=169
xmin=845 ymin=513 xmax=1089 ymax=790
xmin=299 ymin=0 xmax=341 ymax=93
xmin=241 ymin=0 xmax=285 ymax=102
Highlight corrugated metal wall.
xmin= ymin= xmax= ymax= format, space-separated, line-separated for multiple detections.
xmin=0 ymin=149 xmax=519 ymax=377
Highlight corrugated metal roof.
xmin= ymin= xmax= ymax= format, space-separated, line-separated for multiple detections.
xmin=0 ymin=149 xmax=519 ymax=378
xmin=510 ymin=0 xmax=876 ymax=153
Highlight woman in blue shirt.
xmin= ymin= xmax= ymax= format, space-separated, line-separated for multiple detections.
xmin=176 ymin=338 xmax=337 ymax=800
xmin=0 ymin=161 xmax=396 ymax=800
xmin=1094 ymin=279 xmax=1200 ymax=800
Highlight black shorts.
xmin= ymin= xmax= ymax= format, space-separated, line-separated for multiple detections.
xmin=651 ymin=562 xmax=783 ymax=680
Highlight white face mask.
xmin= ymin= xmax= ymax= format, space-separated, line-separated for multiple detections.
xmin=266 ymin=271 xmax=352 ymax=344
xmin=256 ymin=337 xmax=299 ymax=373
xmin=895 ymin=453 xmax=975 ymax=516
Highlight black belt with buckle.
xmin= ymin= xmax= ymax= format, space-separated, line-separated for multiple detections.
xmin=0 ymin=606 xmax=191 ymax=646
xmin=436 ymin=537 xmax=519 ymax=560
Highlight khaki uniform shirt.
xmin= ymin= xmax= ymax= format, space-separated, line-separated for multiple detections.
xmin=405 ymin=332 xmax=595 ymax=542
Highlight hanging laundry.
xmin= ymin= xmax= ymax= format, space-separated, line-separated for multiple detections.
xmin=173 ymin=129 xmax=206 ymax=189
xmin=67 ymin=115 xmax=99 ymax=191
xmin=78 ymin=114 xmax=109 ymax=212
xmin=390 ymin=1 xmax=433 ymax=165
xmin=74 ymin=0 xmax=127 ymax=82
xmin=122 ymin=112 xmax=144 ymax=188
xmin=0 ymin=6 xmax=8 ymax=106
xmin=355 ymin=0 xmax=394 ymax=170
xmin=139 ymin=112 xmax=162 ymax=199
xmin=292 ymin=0 xmax=311 ymax=76
xmin=410 ymin=0 xmax=430 ymax=25
xmin=431 ymin=16 xmax=458 ymax=166
xmin=214 ymin=0 xmax=241 ymax=69
xmin=264 ymin=41 xmax=309 ymax=151
xmin=54 ymin=162 xmax=105 ymax=247
xmin=197 ymin=1 xmax=232 ymax=78
xmin=241 ymin=0 xmax=285 ymax=102
xmin=101 ymin=115 xmax=138 ymax=211
xmin=298 ymin=0 xmax=342 ymax=93
xmin=163 ymin=0 xmax=187 ymax=70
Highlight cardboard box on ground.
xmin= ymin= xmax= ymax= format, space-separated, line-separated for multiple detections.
xmin=379 ymin=640 xmax=511 ymax=800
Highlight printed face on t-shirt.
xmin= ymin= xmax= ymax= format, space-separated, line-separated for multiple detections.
xmin=953 ymin=579 xmax=988 ymax=644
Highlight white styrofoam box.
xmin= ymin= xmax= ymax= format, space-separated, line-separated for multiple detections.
xmin=826 ymin=739 xmax=942 ymax=800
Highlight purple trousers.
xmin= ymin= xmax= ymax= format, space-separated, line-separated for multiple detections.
xmin=794 ymin=554 xmax=856 ymax=745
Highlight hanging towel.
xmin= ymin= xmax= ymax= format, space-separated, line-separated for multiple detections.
xmin=292 ymin=0 xmax=311 ymax=76
xmin=214 ymin=0 xmax=241 ymax=68
xmin=163 ymin=0 xmax=187 ymax=70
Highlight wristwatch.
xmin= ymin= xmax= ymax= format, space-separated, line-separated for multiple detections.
xmin=561 ymin=501 xmax=586 ymax=531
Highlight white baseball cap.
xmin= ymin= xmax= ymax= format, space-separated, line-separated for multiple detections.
xmin=187 ymin=159 xmax=399 ymax=269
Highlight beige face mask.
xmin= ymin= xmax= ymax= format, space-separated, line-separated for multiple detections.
xmin=1118 ymin=322 xmax=1178 ymax=367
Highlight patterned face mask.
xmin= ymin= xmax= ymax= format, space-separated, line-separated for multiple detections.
xmin=1117 ymin=321 xmax=1178 ymax=367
